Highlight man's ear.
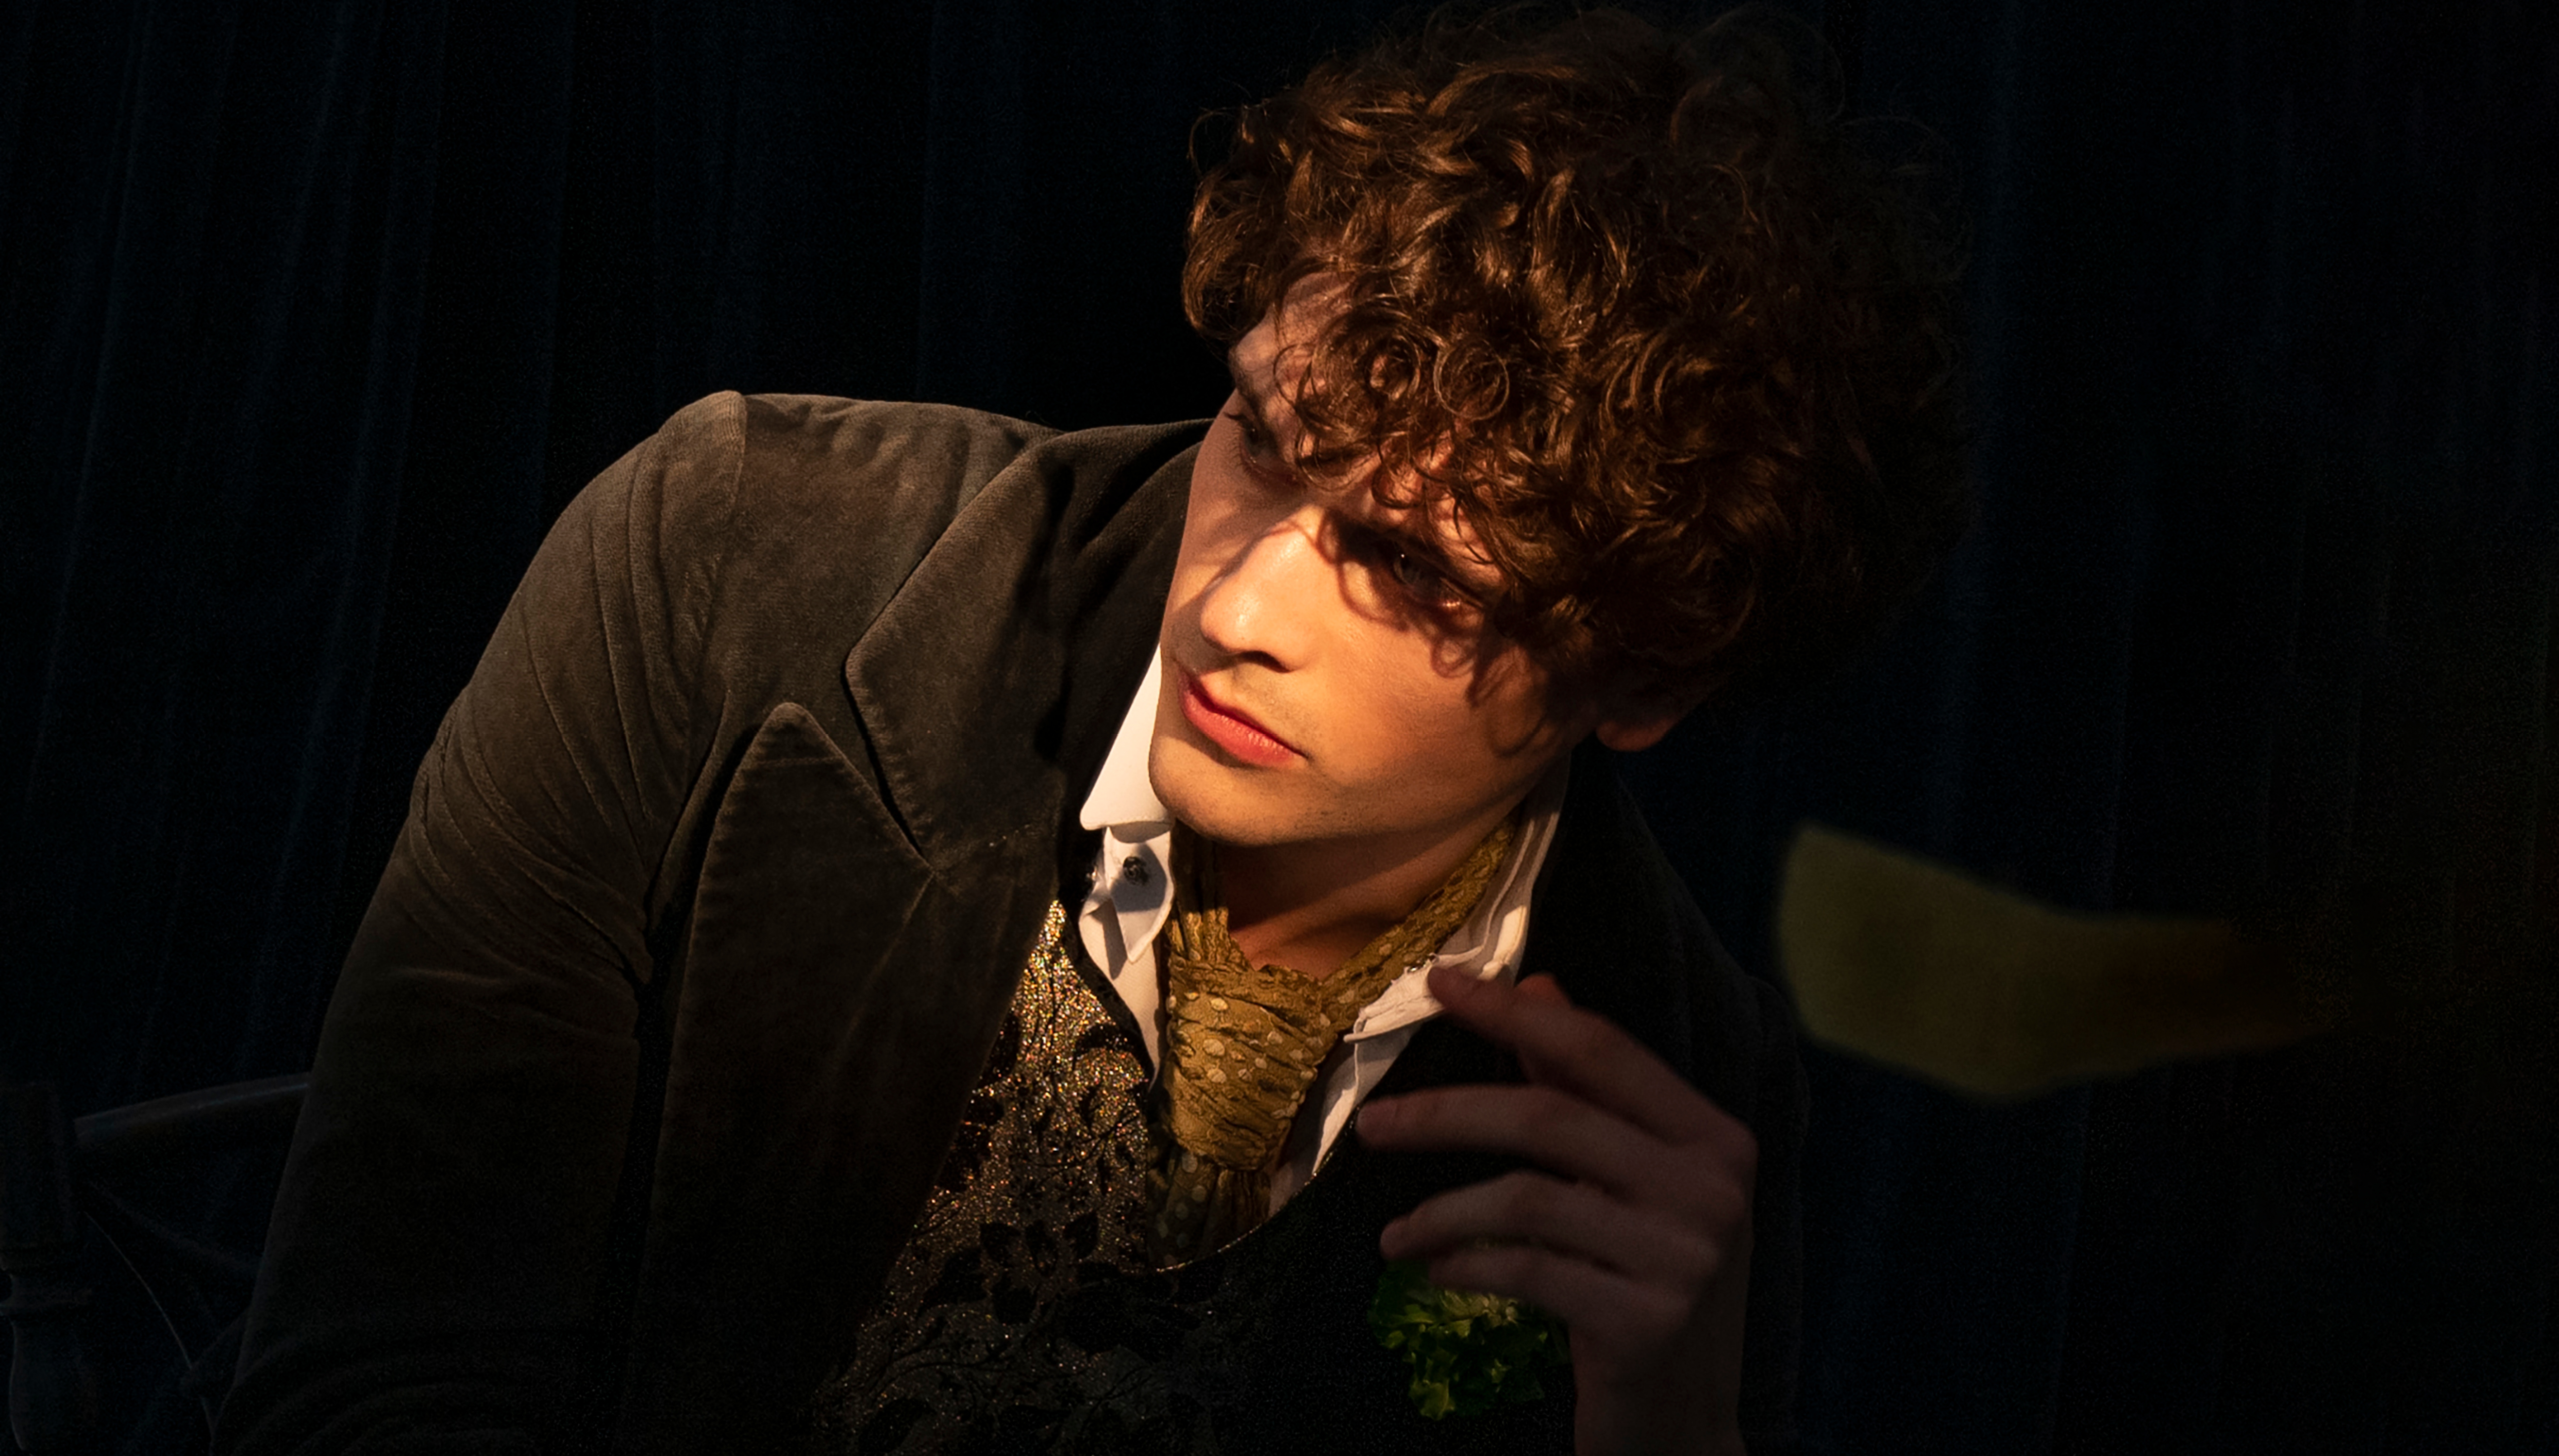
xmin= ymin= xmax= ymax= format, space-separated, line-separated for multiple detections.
xmin=1590 ymin=704 xmax=1687 ymax=753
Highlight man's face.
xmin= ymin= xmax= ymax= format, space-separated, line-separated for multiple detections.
xmin=1148 ymin=291 xmax=1591 ymax=854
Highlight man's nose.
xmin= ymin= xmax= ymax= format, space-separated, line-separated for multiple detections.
xmin=1195 ymin=503 xmax=1327 ymax=669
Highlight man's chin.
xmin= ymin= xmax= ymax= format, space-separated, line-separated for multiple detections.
xmin=1147 ymin=735 xmax=1312 ymax=847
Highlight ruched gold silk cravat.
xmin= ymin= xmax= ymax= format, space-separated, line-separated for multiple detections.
xmin=1145 ymin=817 xmax=1516 ymax=1264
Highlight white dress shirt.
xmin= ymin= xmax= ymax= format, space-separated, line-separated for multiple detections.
xmin=1074 ymin=653 xmax=1567 ymax=1214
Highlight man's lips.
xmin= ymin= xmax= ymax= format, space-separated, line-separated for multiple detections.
xmin=1178 ymin=669 xmax=1300 ymax=767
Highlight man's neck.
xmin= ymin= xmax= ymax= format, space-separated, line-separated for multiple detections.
xmin=1214 ymin=795 xmax=1525 ymax=980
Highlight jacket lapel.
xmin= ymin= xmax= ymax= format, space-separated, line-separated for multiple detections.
xmin=842 ymin=424 xmax=1201 ymax=877
xmin=1524 ymin=739 xmax=1763 ymax=1120
xmin=617 ymin=423 xmax=1200 ymax=1454
xmin=618 ymin=703 xmax=941 ymax=1449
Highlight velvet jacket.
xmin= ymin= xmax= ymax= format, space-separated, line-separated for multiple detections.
xmin=217 ymin=392 xmax=1806 ymax=1455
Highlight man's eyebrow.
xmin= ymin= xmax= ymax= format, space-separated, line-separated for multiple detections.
xmin=1332 ymin=492 xmax=1496 ymax=600
xmin=1224 ymin=354 xmax=1275 ymax=422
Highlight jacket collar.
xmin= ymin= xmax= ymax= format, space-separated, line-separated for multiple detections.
xmin=841 ymin=421 xmax=1204 ymax=878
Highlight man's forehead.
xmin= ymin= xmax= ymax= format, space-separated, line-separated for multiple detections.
xmin=1225 ymin=331 xmax=1315 ymax=420
xmin=1230 ymin=274 xmax=1350 ymax=397
xmin=1223 ymin=351 xmax=1284 ymax=422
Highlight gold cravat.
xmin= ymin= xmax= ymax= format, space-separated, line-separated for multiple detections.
xmin=1145 ymin=816 xmax=1516 ymax=1264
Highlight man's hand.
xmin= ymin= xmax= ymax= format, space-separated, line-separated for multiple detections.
xmin=1356 ymin=964 xmax=1756 ymax=1456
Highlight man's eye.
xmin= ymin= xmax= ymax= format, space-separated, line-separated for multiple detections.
xmin=1225 ymin=409 xmax=1281 ymax=466
xmin=1388 ymin=547 xmax=1450 ymax=600
xmin=1380 ymin=541 xmax=1477 ymax=615
xmin=1329 ymin=517 xmax=1472 ymax=614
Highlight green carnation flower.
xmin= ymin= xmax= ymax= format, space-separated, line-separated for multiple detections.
xmin=1368 ymin=1259 xmax=1570 ymax=1419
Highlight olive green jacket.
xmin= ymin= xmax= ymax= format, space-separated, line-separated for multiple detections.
xmin=219 ymin=392 xmax=1804 ymax=1455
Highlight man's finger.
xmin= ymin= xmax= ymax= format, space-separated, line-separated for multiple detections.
xmin=1359 ymin=1082 xmax=1739 ymax=1206
xmin=1380 ymin=1169 xmax=1725 ymax=1291
xmin=1509 ymin=974 xmax=1570 ymax=1081
xmin=1428 ymin=962 xmax=1737 ymax=1147
xmin=1514 ymin=973 xmax=1570 ymax=1005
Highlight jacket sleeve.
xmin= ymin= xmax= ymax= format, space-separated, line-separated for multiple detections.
xmin=216 ymin=394 xmax=750 ymax=1455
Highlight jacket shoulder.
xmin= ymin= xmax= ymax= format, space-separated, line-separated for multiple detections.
xmin=602 ymin=393 xmax=1058 ymax=701
xmin=642 ymin=392 xmax=1055 ymax=568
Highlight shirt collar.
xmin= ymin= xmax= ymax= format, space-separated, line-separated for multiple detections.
xmin=1078 ymin=651 xmax=1171 ymax=835
xmin=1077 ymin=655 xmax=1179 ymax=1024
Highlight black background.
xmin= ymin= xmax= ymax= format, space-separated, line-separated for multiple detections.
xmin=4 ymin=0 xmax=2554 ymax=1450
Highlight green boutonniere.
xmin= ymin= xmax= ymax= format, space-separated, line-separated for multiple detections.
xmin=1367 ymin=1259 xmax=1571 ymax=1419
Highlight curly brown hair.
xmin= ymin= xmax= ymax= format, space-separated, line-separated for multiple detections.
xmin=1184 ymin=3 xmax=1968 ymax=708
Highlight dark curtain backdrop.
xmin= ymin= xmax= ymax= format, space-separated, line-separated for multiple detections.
xmin=4 ymin=0 xmax=2552 ymax=1451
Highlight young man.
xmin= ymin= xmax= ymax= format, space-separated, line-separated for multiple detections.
xmin=220 ymin=9 xmax=1960 ymax=1456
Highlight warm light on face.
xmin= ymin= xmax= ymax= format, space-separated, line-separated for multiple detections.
xmin=1147 ymin=288 xmax=1594 ymax=855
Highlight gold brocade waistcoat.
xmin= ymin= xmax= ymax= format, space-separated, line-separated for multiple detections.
xmin=802 ymin=903 xmax=1581 ymax=1456
xmin=806 ymin=902 xmax=1177 ymax=1452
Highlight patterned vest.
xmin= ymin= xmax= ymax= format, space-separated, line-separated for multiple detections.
xmin=805 ymin=903 xmax=1574 ymax=1455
